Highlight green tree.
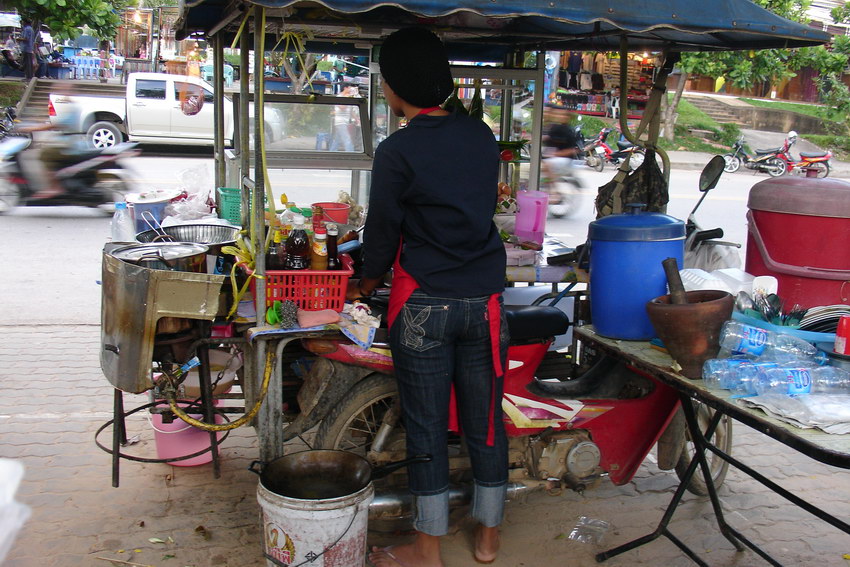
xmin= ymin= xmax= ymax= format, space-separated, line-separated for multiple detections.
xmin=661 ymin=0 xmax=842 ymax=140
xmin=15 ymin=0 xmax=129 ymax=42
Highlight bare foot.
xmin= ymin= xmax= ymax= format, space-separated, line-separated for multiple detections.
xmin=473 ymin=525 xmax=500 ymax=564
xmin=368 ymin=533 xmax=444 ymax=567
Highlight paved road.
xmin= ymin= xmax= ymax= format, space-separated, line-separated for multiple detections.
xmin=2 ymin=158 xmax=849 ymax=566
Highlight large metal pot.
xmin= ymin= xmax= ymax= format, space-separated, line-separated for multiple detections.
xmin=110 ymin=242 xmax=209 ymax=273
xmin=249 ymin=450 xmax=430 ymax=500
xmin=135 ymin=224 xmax=240 ymax=256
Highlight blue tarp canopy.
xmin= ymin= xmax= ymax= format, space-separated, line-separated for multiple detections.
xmin=176 ymin=0 xmax=830 ymax=54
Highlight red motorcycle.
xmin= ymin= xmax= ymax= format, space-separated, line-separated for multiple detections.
xmin=583 ymin=127 xmax=645 ymax=172
xmin=774 ymin=131 xmax=832 ymax=178
xmin=294 ymin=295 xmax=731 ymax=525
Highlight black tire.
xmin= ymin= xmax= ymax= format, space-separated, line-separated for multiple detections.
xmin=0 ymin=177 xmax=20 ymax=213
xmin=87 ymin=121 xmax=123 ymax=149
xmin=548 ymin=179 xmax=583 ymax=219
xmin=723 ymin=154 xmax=741 ymax=173
xmin=807 ymin=161 xmax=830 ymax=178
xmin=674 ymin=402 xmax=733 ymax=496
xmin=766 ymin=157 xmax=787 ymax=177
xmin=94 ymin=174 xmax=130 ymax=213
xmin=313 ymin=374 xmax=400 ymax=454
xmin=586 ymin=153 xmax=604 ymax=172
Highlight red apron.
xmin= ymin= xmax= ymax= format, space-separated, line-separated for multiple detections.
xmin=387 ymin=248 xmax=504 ymax=446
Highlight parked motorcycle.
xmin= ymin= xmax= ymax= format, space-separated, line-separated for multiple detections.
xmin=266 ymin=161 xmax=735 ymax=527
xmin=0 ymin=107 xmax=31 ymax=142
xmin=583 ymin=127 xmax=645 ymax=172
xmin=722 ymin=134 xmax=809 ymax=177
xmin=0 ymin=135 xmax=139 ymax=213
xmin=772 ymin=131 xmax=832 ymax=178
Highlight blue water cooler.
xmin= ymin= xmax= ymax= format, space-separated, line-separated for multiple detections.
xmin=589 ymin=207 xmax=685 ymax=340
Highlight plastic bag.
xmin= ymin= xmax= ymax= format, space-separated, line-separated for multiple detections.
xmin=567 ymin=516 xmax=610 ymax=545
xmin=162 ymin=165 xmax=217 ymax=222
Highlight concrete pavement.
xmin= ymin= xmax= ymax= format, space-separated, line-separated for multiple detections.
xmin=2 ymin=324 xmax=850 ymax=566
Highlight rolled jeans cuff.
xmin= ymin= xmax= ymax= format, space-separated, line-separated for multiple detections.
xmin=471 ymin=482 xmax=506 ymax=528
xmin=414 ymin=490 xmax=450 ymax=536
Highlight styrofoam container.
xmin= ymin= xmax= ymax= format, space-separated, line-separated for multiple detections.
xmin=679 ymin=268 xmax=729 ymax=292
xmin=712 ymin=268 xmax=754 ymax=295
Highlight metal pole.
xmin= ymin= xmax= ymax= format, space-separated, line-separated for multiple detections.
xmin=212 ymin=34 xmax=226 ymax=189
xmin=528 ymin=52 xmax=544 ymax=192
xmin=252 ymin=7 xmax=266 ymax=323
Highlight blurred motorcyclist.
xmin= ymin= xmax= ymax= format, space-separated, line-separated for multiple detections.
xmin=18 ymin=84 xmax=84 ymax=199
xmin=540 ymin=103 xmax=580 ymax=186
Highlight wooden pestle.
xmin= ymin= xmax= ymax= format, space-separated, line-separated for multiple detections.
xmin=662 ymin=257 xmax=689 ymax=305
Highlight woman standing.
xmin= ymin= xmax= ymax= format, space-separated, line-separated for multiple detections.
xmin=347 ymin=27 xmax=508 ymax=567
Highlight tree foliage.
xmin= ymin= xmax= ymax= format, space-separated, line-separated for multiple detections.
xmin=15 ymin=0 xmax=130 ymax=42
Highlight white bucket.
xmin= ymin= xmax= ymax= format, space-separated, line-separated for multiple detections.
xmin=257 ymin=479 xmax=373 ymax=567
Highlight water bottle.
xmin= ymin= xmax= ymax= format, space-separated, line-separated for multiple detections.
xmin=704 ymin=359 xmax=777 ymax=395
xmin=811 ymin=366 xmax=850 ymax=393
xmin=703 ymin=357 xmax=750 ymax=388
xmin=110 ymin=202 xmax=135 ymax=242
xmin=719 ymin=320 xmax=817 ymax=362
xmin=754 ymin=365 xmax=814 ymax=395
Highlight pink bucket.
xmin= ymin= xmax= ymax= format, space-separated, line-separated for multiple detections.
xmin=150 ymin=401 xmax=224 ymax=467
xmin=312 ymin=202 xmax=351 ymax=224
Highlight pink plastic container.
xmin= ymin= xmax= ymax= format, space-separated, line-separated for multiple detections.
xmin=150 ymin=401 xmax=224 ymax=467
xmin=515 ymin=191 xmax=548 ymax=244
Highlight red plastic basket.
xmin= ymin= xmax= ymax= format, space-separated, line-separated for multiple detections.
xmin=252 ymin=254 xmax=354 ymax=311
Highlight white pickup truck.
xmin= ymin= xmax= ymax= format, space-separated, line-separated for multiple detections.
xmin=48 ymin=72 xmax=284 ymax=149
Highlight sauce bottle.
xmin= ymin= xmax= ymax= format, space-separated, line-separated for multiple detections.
xmin=285 ymin=214 xmax=311 ymax=270
xmin=311 ymin=226 xmax=328 ymax=271
xmin=266 ymin=228 xmax=285 ymax=270
xmin=326 ymin=223 xmax=341 ymax=270
xmin=311 ymin=204 xmax=324 ymax=232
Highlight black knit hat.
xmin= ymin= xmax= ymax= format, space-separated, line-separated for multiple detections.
xmin=379 ymin=28 xmax=454 ymax=108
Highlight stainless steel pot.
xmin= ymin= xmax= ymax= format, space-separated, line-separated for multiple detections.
xmin=110 ymin=242 xmax=209 ymax=273
xmin=249 ymin=450 xmax=431 ymax=500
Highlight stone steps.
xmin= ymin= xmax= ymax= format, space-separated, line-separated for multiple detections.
xmin=19 ymin=78 xmax=125 ymax=123
xmin=684 ymin=95 xmax=740 ymax=124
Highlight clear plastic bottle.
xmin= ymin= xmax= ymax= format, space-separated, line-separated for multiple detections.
xmin=704 ymin=359 xmax=778 ymax=395
xmin=811 ymin=366 xmax=850 ymax=393
xmin=703 ymin=357 xmax=752 ymax=388
xmin=285 ymin=214 xmax=311 ymax=270
xmin=719 ymin=320 xmax=818 ymax=362
xmin=754 ymin=365 xmax=814 ymax=396
xmin=110 ymin=202 xmax=136 ymax=242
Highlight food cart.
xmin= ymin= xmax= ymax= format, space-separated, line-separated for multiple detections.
xmin=97 ymin=0 xmax=838 ymax=565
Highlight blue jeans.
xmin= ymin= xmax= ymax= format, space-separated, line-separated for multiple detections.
xmin=390 ymin=290 xmax=509 ymax=535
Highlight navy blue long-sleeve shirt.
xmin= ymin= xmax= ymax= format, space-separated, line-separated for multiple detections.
xmin=361 ymin=112 xmax=506 ymax=298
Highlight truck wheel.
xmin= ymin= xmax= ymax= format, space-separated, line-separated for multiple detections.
xmin=87 ymin=121 xmax=123 ymax=149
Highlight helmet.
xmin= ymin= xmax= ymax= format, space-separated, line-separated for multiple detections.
xmin=787 ymin=130 xmax=798 ymax=142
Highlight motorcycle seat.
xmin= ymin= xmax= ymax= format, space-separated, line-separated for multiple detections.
xmin=616 ymin=140 xmax=634 ymax=151
xmin=755 ymin=147 xmax=780 ymax=155
xmin=799 ymin=151 xmax=828 ymax=158
xmin=504 ymin=304 xmax=570 ymax=342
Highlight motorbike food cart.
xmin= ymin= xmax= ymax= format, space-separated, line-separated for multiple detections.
xmin=97 ymin=0 xmax=841 ymax=565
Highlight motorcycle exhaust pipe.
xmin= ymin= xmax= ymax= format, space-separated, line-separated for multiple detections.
xmin=368 ymin=482 xmax=531 ymax=520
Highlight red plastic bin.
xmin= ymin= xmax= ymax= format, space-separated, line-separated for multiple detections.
xmin=251 ymin=254 xmax=354 ymax=311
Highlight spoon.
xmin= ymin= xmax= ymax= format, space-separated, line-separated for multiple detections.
xmin=735 ymin=291 xmax=754 ymax=313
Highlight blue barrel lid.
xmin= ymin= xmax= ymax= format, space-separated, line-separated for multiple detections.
xmin=589 ymin=205 xmax=685 ymax=241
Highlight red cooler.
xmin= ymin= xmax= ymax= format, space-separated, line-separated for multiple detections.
xmin=746 ymin=177 xmax=850 ymax=308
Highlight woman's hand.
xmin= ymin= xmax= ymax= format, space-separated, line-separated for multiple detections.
xmin=345 ymin=279 xmax=363 ymax=302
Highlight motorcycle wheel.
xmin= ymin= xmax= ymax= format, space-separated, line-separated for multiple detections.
xmin=723 ymin=154 xmax=741 ymax=173
xmin=674 ymin=402 xmax=732 ymax=496
xmin=807 ymin=161 xmax=830 ymax=178
xmin=0 ymin=178 xmax=20 ymax=214
xmin=627 ymin=149 xmax=645 ymax=171
xmin=93 ymin=174 xmax=130 ymax=214
xmin=547 ymin=179 xmax=584 ymax=219
xmin=766 ymin=157 xmax=787 ymax=177
xmin=313 ymin=373 xmax=400 ymax=454
xmin=585 ymin=154 xmax=604 ymax=172
xmin=87 ymin=121 xmax=123 ymax=149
